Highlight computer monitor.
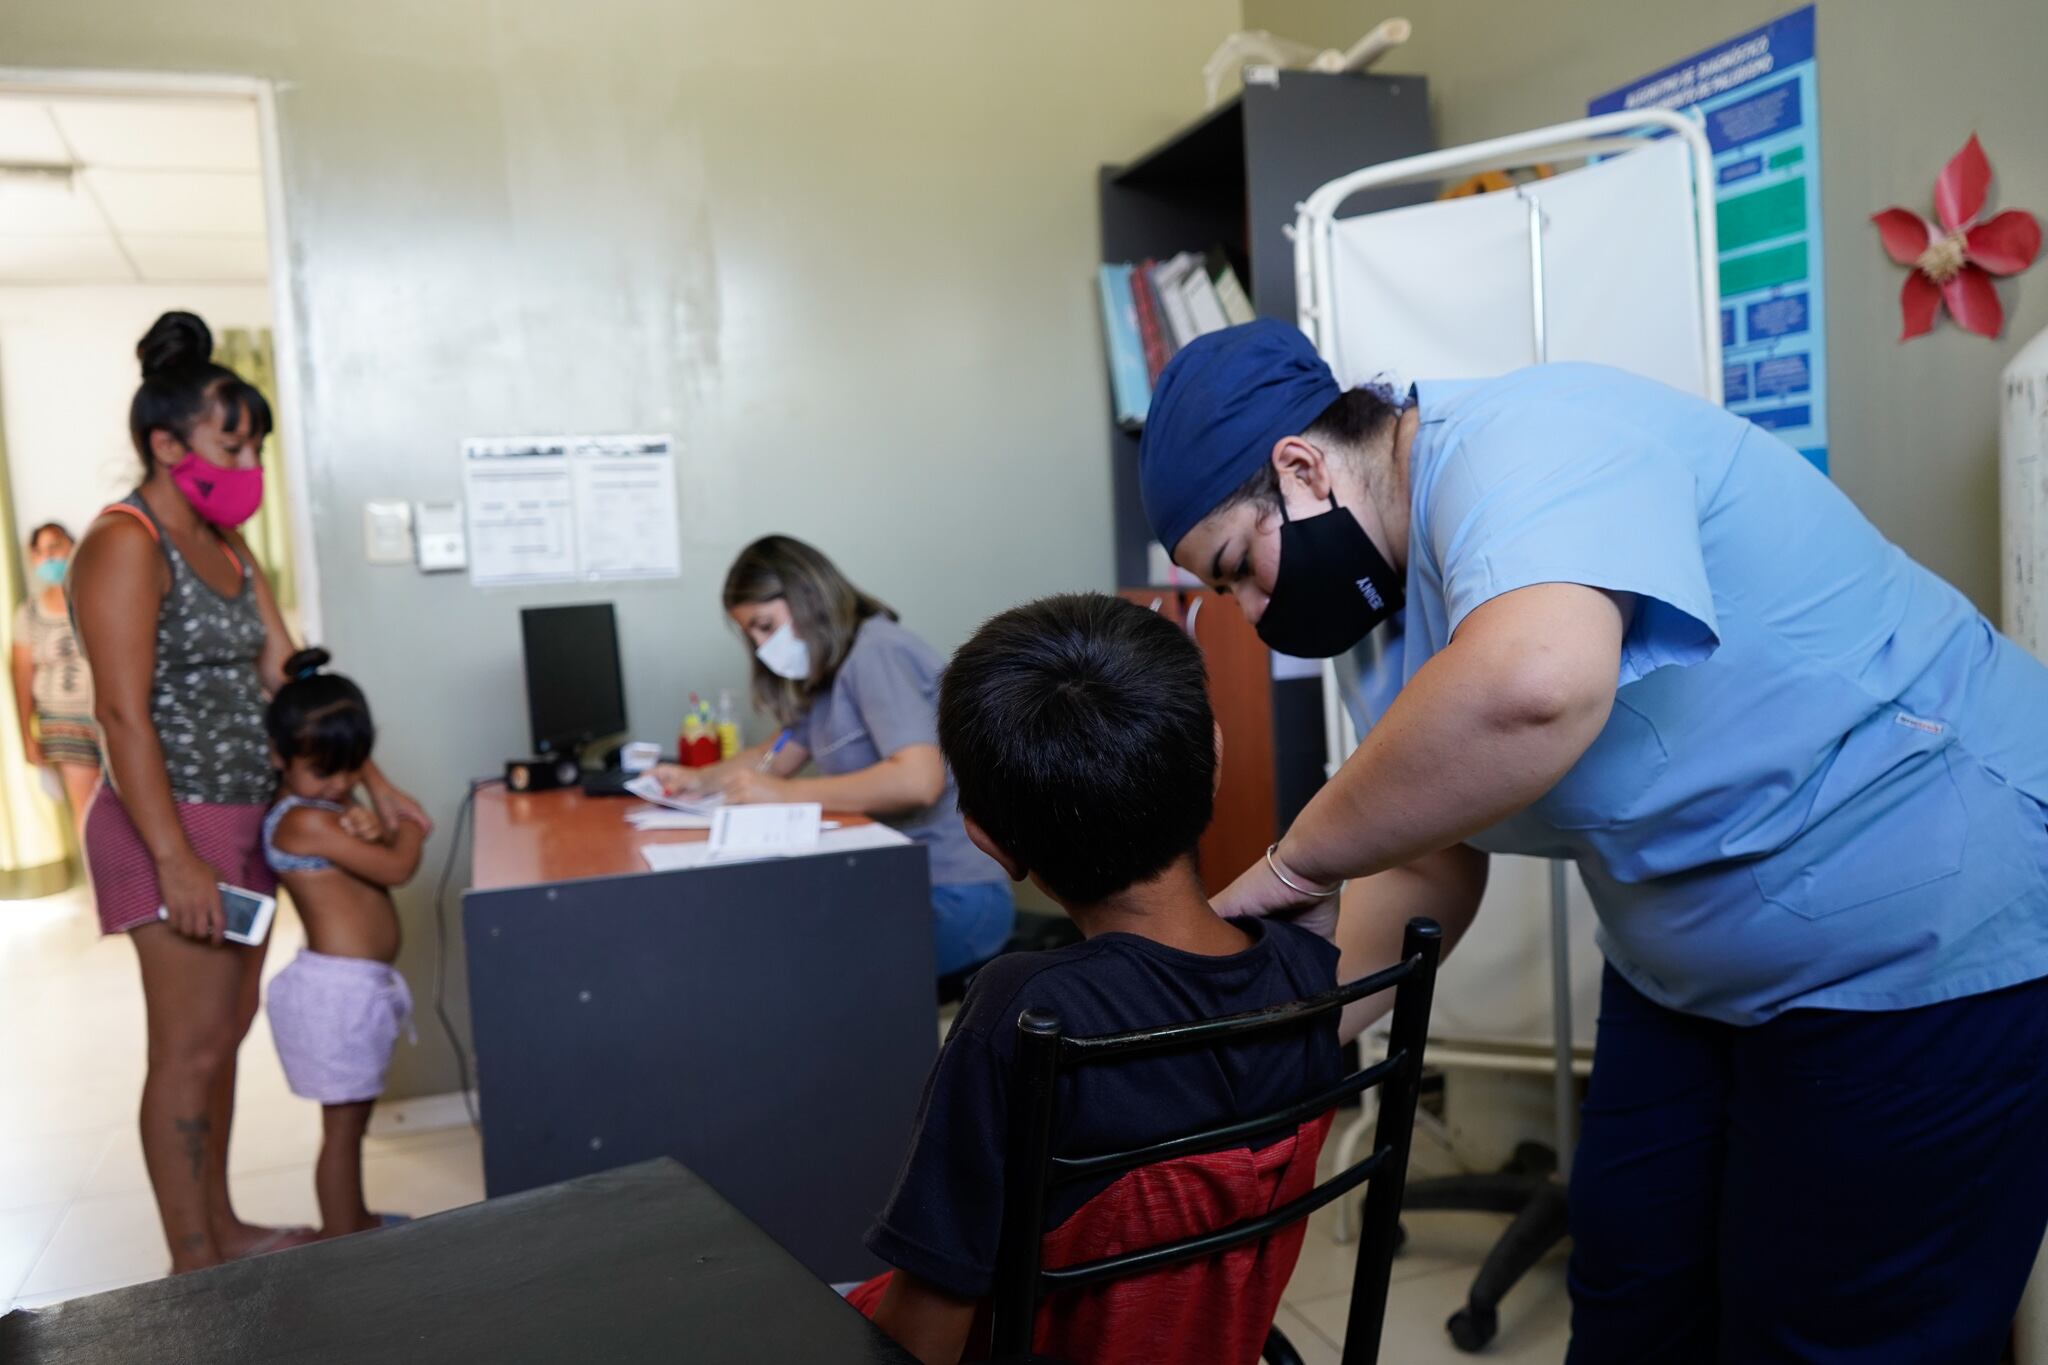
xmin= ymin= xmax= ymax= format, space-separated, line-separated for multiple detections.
xmin=521 ymin=603 xmax=627 ymax=757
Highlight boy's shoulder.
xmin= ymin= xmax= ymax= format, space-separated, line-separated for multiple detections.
xmin=951 ymin=919 xmax=1339 ymax=1055
xmin=951 ymin=935 xmax=1117 ymax=1031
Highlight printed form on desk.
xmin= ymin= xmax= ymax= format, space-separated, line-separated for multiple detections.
xmin=625 ymin=772 xmax=723 ymax=815
xmin=640 ymin=822 xmax=911 ymax=872
xmin=628 ymin=810 xmax=714 ymax=830
xmin=712 ymin=803 xmax=823 ymax=857
xmin=629 ymin=811 xmax=842 ymax=832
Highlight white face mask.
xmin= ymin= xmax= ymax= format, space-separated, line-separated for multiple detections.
xmin=755 ymin=621 xmax=811 ymax=681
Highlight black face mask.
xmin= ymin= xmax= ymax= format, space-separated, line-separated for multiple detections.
xmin=1253 ymin=495 xmax=1405 ymax=658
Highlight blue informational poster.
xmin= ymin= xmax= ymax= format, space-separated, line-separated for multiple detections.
xmin=1590 ymin=7 xmax=1827 ymax=473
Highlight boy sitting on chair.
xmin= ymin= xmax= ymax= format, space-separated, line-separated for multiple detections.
xmin=852 ymin=593 xmax=1345 ymax=1365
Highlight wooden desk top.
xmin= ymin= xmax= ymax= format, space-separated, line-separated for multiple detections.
xmin=0 ymin=1159 xmax=918 ymax=1365
xmin=470 ymin=785 xmax=871 ymax=891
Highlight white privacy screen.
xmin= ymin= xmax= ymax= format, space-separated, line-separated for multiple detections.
xmin=1324 ymin=137 xmax=1709 ymax=399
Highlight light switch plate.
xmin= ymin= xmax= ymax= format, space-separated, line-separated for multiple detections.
xmin=415 ymin=501 xmax=467 ymax=573
xmin=363 ymin=500 xmax=414 ymax=565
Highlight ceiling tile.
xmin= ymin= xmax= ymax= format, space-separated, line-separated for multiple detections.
xmin=0 ymin=234 xmax=133 ymax=284
xmin=124 ymin=234 xmax=269 ymax=284
xmin=84 ymin=169 xmax=266 ymax=238
xmin=0 ymin=176 xmax=106 ymax=235
xmin=0 ymin=100 xmax=70 ymax=165
xmin=45 ymin=96 xmax=260 ymax=172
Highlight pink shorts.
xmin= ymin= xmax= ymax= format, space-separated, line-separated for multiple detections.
xmin=84 ymin=786 xmax=277 ymax=936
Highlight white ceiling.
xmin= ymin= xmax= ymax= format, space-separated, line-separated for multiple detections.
xmin=0 ymin=94 xmax=267 ymax=286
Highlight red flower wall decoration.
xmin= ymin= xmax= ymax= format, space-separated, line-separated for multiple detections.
xmin=1872 ymin=135 xmax=2040 ymax=340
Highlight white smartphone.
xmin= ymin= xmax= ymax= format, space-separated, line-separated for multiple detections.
xmin=157 ymin=884 xmax=278 ymax=946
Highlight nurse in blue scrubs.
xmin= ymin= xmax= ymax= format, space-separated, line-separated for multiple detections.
xmin=1138 ymin=320 xmax=2048 ymax=1363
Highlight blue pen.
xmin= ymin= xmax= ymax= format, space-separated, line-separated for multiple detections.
xmin=756 ymin=728 xmax=792 ymax=773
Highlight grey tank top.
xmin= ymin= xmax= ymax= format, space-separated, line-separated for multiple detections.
xmin=116 ymin=494 xmax=276 ymax=806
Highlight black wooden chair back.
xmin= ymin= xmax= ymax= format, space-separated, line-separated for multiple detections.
xmin=987 ymin=916 xmax=1443 ymax=1364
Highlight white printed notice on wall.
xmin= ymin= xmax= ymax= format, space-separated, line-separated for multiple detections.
xmin=462 ymin=437 xmax=576 ymax=586
xmin=461 ymin=434 xmax=678 ymax=586
xmin=569 ymin=435 xmax=680 ymax=581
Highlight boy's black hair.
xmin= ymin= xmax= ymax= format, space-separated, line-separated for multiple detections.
xmin=939 ymin=593 xmax=1214 ymax=905
xmin=266 ymin=648 xmax=375 ymax=777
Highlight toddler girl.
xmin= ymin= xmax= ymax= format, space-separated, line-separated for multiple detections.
xmin=262 ymin=649 xmax=425 ymax=1238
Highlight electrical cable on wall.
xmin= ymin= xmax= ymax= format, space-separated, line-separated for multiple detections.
xmin=431 ymin=777 xmax=502 ymax=1131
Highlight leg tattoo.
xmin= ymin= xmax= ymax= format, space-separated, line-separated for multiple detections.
xmin=173 ymin=1115 xmax=210 ymax=1181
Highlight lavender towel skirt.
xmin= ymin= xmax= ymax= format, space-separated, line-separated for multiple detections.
xmin=267 ymin=949 xmax=414 ymax=1104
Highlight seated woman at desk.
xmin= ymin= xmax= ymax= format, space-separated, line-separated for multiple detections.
xmin=658 ymin=535 xmax=1013 ymax=975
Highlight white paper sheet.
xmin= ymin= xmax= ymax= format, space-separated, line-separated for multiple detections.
xmin=626 ymin=810 xmax=715 ymax=831
xmin=708 ymin=802 xmax=822 ymax=858
xmin=628 ymin=809 xmax=837 ymax=832
xmin=806 ymin=823 xmax=911 ymax=853
xmin=641 ymin=843 xmax=713 ymax=871
xmin=625 ymin=772 xmax=723 ymax=816
xmin=570 ymin=435 xmax=680 ymax=582
xmin=462 ymin=436 xmax=576 ymax=586
xmin=638 ymin=821 xmax=909 ymax=872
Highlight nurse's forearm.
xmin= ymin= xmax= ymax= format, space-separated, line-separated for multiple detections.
xmin=1281 ymin=585 xmax=1624 ymax=887
xmin=1334 ymin=844 xmax=1488 ymax=1042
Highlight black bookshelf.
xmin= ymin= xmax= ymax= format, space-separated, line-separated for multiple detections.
xmin=1099 ymin=70 xmax=1434 ymax=586
xmin=1099 ymin=70 xmax=1434 ymax=836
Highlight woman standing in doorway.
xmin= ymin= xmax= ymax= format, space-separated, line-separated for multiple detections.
xmin=13 ymin=521 xmax=100 ymax=841
xmin=70 ymin=311 xmax=428 ymax=1274
xmin=659 ymin=535 xmax=1014 ymax=976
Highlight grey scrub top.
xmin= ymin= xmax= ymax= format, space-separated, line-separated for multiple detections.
xmin=791 ymin=615 xmax=1004 ymax=888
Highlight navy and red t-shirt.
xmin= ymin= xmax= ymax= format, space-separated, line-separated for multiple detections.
xmin=865 ymin=916 xmax=1343 ymax=1298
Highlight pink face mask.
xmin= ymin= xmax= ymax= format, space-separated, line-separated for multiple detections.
xmin=170 ymin=452 xmax=264 ymax=528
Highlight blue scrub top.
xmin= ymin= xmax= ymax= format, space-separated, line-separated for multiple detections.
xmin=1340 ymin=363 xmax=2048 ymax=1025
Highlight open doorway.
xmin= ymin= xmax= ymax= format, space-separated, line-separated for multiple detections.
xmin=0 ymin=73 xmax=318 ymax=893
xmin=0 ymin=76 xmax=436 ymax=1314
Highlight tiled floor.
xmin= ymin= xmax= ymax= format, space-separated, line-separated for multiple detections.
xmin=1 ymin=886 xmax=1570 ymax=1360
xmin=1274 ymin=1134 xmax=1571 ymax=1364
xmin=0 ymin=888 xmax=485 ymax=1311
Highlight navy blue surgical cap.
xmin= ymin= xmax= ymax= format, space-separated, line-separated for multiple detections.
xmin=1139 ymin=319 xmax=1340 ymax=555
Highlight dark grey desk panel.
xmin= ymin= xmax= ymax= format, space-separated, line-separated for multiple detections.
xmin=0 ymin=1159 xmax=919 ymax=1364
xmin=463 ymin=844 xmax=935 ymax=1282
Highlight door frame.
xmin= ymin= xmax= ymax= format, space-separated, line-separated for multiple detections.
xmin=0 ymin=66 xmax=324 ymax=643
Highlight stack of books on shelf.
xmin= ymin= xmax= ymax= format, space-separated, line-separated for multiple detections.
xmin=1097 ymin=248 xmax=1256 ymax=430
